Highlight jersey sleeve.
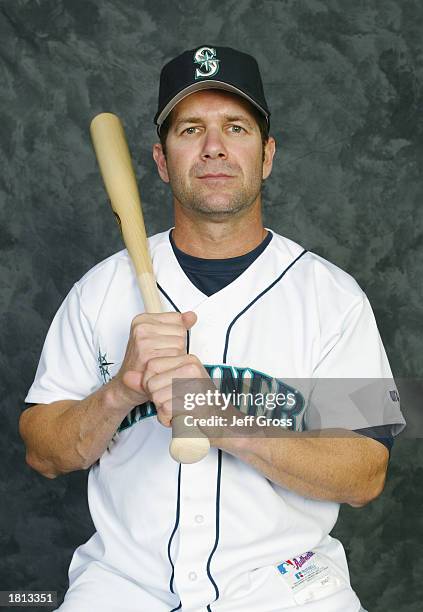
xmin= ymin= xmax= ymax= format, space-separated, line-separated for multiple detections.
xmin=304 ymin=293 xmax=406 ymax=437
xmin=25 ymin=283 xmax=101 ymax=405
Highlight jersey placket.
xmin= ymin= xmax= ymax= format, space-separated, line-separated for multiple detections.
xmin=171 ymin=453 xmax=221 ymax=610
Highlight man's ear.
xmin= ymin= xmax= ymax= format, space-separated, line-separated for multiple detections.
xmin=262 ymin=136 xmax=276 ymax=181
xmin=152 ymin=143 xmax=170 ymax=183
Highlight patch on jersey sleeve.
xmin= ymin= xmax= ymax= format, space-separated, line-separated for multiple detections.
xmin=389 ymin=389 xmax=400 ymax=402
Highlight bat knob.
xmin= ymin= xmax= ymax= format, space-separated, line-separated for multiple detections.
xmin=169 ymin=415 xmax=210 ymax=463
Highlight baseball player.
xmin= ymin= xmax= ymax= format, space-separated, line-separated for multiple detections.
xmin=21 ymin=46 xmax=405 ymax=612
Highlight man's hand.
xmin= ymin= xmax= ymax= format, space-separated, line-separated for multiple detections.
xmin=141 ymin=354 xmax=213 ymax=427
xmin=110 ymin=310 xmax=198 ymax=407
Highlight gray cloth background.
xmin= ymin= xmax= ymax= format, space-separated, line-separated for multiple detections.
xmin=1 ymin=1 xmax=422 ymax=611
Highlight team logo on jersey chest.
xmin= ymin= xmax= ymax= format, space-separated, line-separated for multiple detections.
xmin=117 ymin=363 xmax=305 ymax=434
xmin=97 ymin=348 xmax=114 ymax=383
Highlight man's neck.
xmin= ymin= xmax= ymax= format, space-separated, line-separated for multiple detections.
xmin=172 ymin=203 xmax=267 ymax=259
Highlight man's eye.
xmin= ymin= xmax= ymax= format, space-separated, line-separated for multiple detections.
xmin=183 ymin=127 xmax=198 ymax=135
xmin=229 ymin=125 xmax=244 ymax=133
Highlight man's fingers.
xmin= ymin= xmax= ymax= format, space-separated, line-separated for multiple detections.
xmin=144 ymin=353 xmax=195 ymax=384
xmin=133 ymin=322 xmax=189 ymax=339
xmin=132 ymin=310 xmax=197 ymax=325
xmin=122 ymin=353 xmax=190 ymax=390
xmin=132 ymin=312 xmax=184 ymax=324
xmin=143 ymin=355 xmax=197 ymax=391
xmin=147 ymin=347 xmax=184 ymax=359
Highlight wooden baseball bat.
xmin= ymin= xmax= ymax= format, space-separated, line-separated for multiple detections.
xmin=90 ymin=112 xmax=210 ymax=464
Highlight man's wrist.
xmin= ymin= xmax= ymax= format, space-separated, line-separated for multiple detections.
xmin=102 ymin=377 xmax=147 ymax=416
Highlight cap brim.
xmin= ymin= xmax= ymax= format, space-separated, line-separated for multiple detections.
xmin=156 ymin=80 xmax=269 ymax=129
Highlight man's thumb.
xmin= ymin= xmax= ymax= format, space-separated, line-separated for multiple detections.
xmin=182 ymin=311 xmax=197 ymax=329
xmin=122 ymin=370 xmax=144 ymax=393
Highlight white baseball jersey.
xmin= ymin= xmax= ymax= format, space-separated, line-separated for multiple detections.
xmin=26 ymin=229 xmax=405 ymax=612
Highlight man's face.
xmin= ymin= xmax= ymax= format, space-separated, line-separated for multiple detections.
xmin=153 ymin=90 xmax=275 ymax=218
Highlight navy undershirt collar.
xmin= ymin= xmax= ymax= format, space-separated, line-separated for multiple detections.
xmin=169 ymin=229 xmax=273 ymax=296
xmin=170 ymin=229 xmax=273 ymax=273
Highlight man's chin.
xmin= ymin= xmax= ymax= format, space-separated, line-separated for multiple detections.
xmin=194 ymin=207 xmax=246 ymax=219
xmin=184 ymin=198 xmax=251 ymax=217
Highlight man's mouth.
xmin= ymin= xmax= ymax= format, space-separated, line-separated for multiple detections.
xmin=198 ymin=174 xmax=234 ymax=180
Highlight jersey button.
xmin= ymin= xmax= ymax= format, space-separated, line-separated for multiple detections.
xmin=195 ymin=514 xmax=204 ymax=524
xmin=188 ymin=571 xmax=198 ymax=581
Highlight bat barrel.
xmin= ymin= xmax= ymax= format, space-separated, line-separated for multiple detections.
xmin=90 ymin=114 xmax=160 ymax=311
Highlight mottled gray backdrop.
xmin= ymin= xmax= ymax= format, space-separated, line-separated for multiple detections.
xmin=1 ymin=0 xmax=422 ymax=610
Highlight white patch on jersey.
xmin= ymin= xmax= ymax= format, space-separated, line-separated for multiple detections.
xmin=276 ymin=550 xmax=348 ymax=605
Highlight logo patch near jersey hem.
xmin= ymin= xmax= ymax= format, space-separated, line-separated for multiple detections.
xmin=275 ymin=551 xmax=346 ymax=605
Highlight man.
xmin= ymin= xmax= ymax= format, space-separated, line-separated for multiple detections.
xmin=20 ymin=46 xmax=405 ymax=611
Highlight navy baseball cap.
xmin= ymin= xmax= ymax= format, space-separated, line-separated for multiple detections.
xmin=154 ymin=45 xmax=270 ymax=132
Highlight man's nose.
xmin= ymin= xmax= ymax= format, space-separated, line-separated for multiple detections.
xmin=200 ymin=128 xmax=228 ymax=160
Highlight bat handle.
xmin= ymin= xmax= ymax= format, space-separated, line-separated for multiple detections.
xmin=136 ymin=277 xmax=210 ymax=463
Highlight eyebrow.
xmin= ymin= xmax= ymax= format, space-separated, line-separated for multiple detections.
xmin=173 ymin=114 xmax=256 ymax=131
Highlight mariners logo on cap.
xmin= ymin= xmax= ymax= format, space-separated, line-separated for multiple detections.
xmin=194 ymin=46 xmax=220 ymax=80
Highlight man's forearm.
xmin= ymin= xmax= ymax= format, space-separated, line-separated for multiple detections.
xmin=19 ymin=382 xmax=142 ymax=478
xmin=210 ymin=426 xmax=388 ymax=507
